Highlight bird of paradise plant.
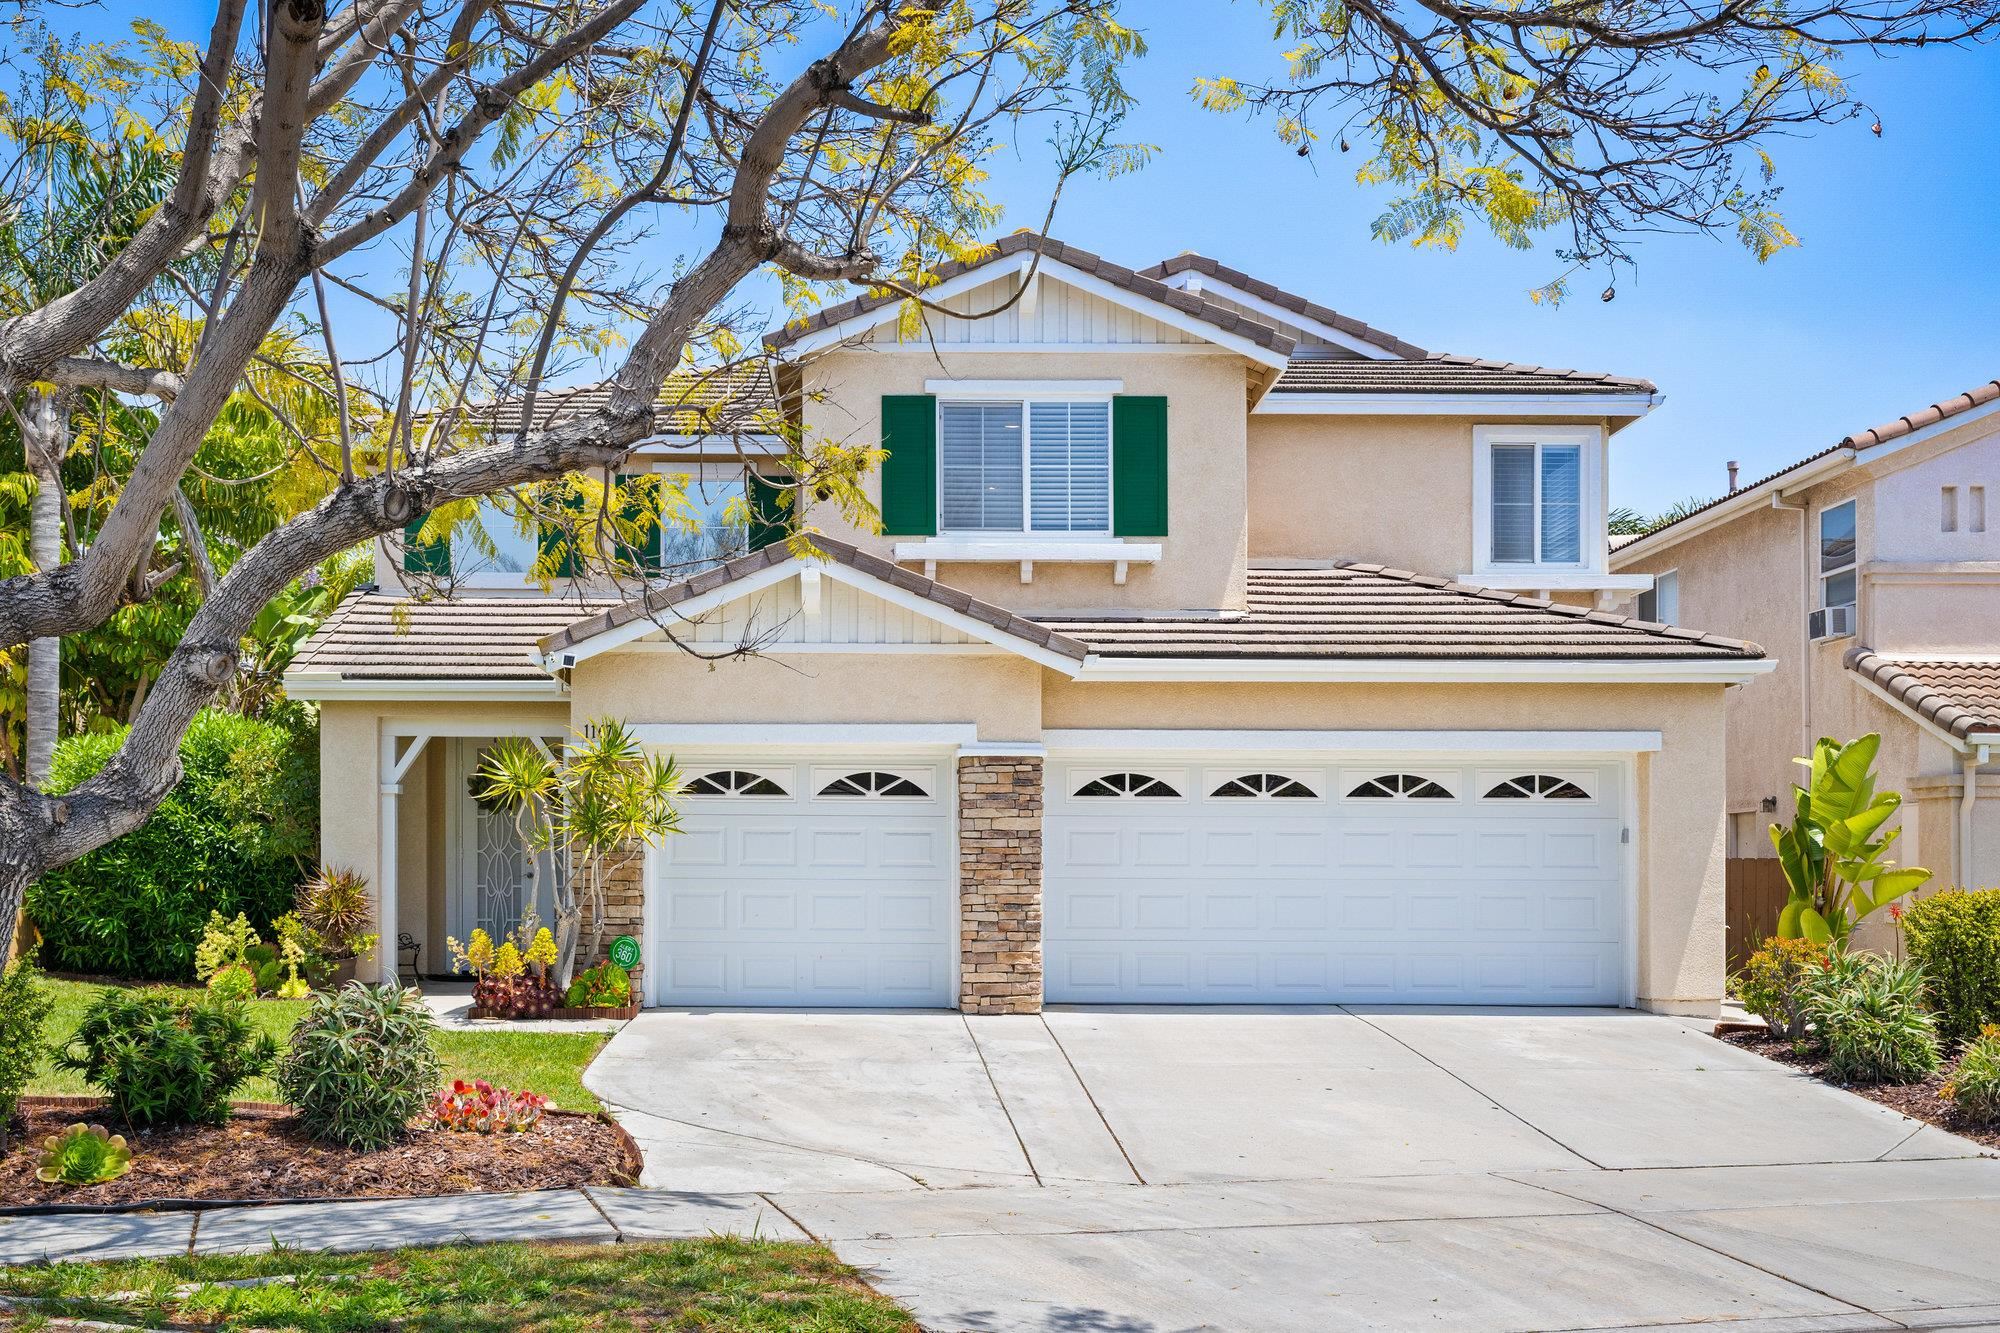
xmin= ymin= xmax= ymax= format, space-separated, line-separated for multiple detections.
xmin=1771 ymin=733 xmax=1931 ymax=945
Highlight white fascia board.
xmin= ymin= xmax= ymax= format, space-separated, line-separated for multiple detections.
xmin=281 ymin=674 xmax=565 ymax=702
xmin=923 ymin=378 xmax=1123 ymax=396
xmin=1045 ymin=728 xmax=1664 ymax=753
xmin=1156 ymin=271 xmax=1401 ymax=360
xmin=1255 ymin=393 xmax=1659 ymax=417
xmin=629 ymin=723 xmax=978 ymax=750
xmin=779 ymin=257 xmax=1291 ymax=369
xmin=1072 ymin=656 xmax=1777 ymax=685
xmin=1611 ymin=450 xmax=1854 ymax=566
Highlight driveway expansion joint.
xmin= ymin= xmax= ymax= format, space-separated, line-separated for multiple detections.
xmin=961 ymin=1014 xmax=1044 ymax=1186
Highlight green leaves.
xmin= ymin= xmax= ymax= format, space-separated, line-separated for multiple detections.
xmin=1772 ymin=734 xmax=1931 ymax=945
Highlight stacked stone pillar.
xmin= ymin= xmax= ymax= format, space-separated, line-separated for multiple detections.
xmin=957 ymin=754 xmax=1044 ymax=1013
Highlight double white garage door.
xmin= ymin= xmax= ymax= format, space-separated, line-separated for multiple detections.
xmin=651 ymin=750 xmax=1628 ymax=1008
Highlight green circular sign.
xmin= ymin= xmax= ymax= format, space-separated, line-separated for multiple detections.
xmin=608 ymin=935 xmax=642 ymax=969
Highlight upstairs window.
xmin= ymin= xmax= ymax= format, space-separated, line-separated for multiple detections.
xmin=1475 ymin=426 xmax=1599 ymax=572
xmin=1819 ymin=499 xmax=1856 ymax=609
xmin=1637 ymin=570 xmax=1679 ymax=625
xmin=939 ymin=398 xmax=1110 ymax=535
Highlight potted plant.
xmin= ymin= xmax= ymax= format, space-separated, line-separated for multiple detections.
xmin=297 ymin=866 xmax=379 ymax=986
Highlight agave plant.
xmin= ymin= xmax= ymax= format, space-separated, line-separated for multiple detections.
xmin=1772 ymin=734 xmax=1931 ymax=945
xmin=35 ymin=1124 xmax=133 ymax=1185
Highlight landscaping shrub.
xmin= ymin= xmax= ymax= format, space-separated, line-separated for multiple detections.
xmin=564 ymin=962 xmax=631 ymax=1009
xmin=1943 ymin=1026 xmax=2000 ymax=1124
xmin=26 ymin=709 xmax=319 ymax=980
xmin=56 ymin=988 xmax=277 ymax=1128
xmin=0 ymin=956 xmax=54 ymax=1143
xmin=1801 ymin=950 xmax=1941 ymax=1084
xmin=1900 ymin=888 xmax=2000 ymax=1047
xmin=1731 ymin=936 xmax=1826 ymax=1043
xmin=277 ymin=983 xmax=441 ymax=1150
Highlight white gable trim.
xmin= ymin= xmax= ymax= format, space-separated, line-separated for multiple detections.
xmin=777 ymin=256 xmax=1291 ymax=369
xmin=543 ymin=554 xmax=1087 ymax=675
xmin=1156 ymin=270 xmax=1400 ymax=361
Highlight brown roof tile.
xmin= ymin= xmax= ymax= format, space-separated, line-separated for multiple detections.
xmin=453 ymin=364 xmax=779 ymax=438
xmin=762 ymin=232 xmax=1297 ymax=357
xmin=1845 ymin=650 xmax=2000 ymax=740
xmin=1139 ymin=253 xmax=1427 ymax=359
xmin=1032 ymin=565 xmax=1762 ymax=661
xmin=1270 ymin=355 xmax=1656 ymax=397
xmin=289 ymin=593 xmax=614 ymax=681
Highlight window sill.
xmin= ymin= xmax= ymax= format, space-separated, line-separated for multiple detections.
xmin=894 ymin=537 xmax=1162 ymax=585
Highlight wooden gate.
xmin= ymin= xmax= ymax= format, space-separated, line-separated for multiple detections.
xmin=1725 ymin=858 xmax=1790 ymax=974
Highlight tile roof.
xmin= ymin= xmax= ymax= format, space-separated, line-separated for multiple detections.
xmin=1619 ymin=375 xmax=2000 ymax=549
xmin=540 ymin=538 xmax=1091 ymax=663
xmin=1269 ymin=355 xmax=1656 ymax=398
xmin=454 ymin=364 xmax=779 ymax=438
xmin=1032 ymin=565 xmax=1762 ymax=661
xmin=761 ymin=232 xmax=1298 ymax=357
xmin=1845 ymin=650 xmax=2000 ymax=740
xmin=1138 ymin=253 xmax=1427 ymax=359
xmin=290 ymin=594 xmax=614 ymax=681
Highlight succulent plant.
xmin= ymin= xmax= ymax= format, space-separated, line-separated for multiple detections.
xmin=36 ymin=1124 xmax=134 ymax=1185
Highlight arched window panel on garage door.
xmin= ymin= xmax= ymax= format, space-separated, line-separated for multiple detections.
xmin=684 ymin=769 xmax=789 ymax=797
xmin=1483 ymin=773 xmax=1592 ymax=800
xmin=816 ymin=770 xmax=931 ymax=798
xmin=1210 ymin=772 xmax=1318 ymax=799
xmin=1073 ymin=771 xmax=1182 ymax=799
xmin=1345 ymin=773 xmax=1455 ymax=800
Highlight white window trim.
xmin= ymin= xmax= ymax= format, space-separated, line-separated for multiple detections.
xmin=935 ymin=393 xmax=1115 ymax=540
xmin=1471 ymin=424 xmax=1604 ymax=577
xmin=1818 ymin=498 xmax=1858 ymax=610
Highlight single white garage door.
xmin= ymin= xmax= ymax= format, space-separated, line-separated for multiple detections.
xmin=651 ymin=755 xmax=955 ymax=1006
xmin=1045 ymin=756 xmax=1627 ymax=1005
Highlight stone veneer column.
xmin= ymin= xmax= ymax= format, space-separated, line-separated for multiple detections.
xmin=958 ymin=754 xmax=1044 ymax=1014
xmin=585 ymin=844 xmax=648 ymax=992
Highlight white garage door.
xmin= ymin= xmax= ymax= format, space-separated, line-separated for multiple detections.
xmin=651 ymin=754 xmax=955 ymax=1006
xmin=1045 ymin=756 xmax=1627 ymax=1005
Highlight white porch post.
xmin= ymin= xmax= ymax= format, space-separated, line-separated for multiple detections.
xmin=378 ymin=732 xmax=401 ymax=984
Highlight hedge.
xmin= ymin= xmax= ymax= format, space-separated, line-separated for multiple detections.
xmin=25 ymin=707 xmax=318 ymax=981
xmin=1901 ymin=888 xmax=2000 ymax=1047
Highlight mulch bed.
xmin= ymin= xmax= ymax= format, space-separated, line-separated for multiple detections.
xmin=1719 ymin=1030 xmax=2000 ymax=1151
xmin=1 ymin=1099 xmax=640 ymax=1209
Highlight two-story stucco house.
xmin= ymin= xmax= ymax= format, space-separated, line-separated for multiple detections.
xmin=284 ymin=233 xmax=1772 ymax=1016
xmin=1613 ymin=378 xmax=2000 ymax=933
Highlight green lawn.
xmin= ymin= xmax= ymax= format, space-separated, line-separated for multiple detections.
xmin=0 ymin=1237 xmax=916 ymax=1332
xmin=29 ymin=979 xmax=611 ymax=1113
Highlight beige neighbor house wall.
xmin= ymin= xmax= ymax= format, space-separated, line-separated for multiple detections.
xmin=1245 ymin=414 xmax=1619 ymax=578
xmin=1038 ymin=675 xmax=1732 ymax=1014
xmin=799 ymin=346 xmax=1252 ymax=614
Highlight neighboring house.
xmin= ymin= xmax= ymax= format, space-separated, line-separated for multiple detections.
xmin=285 ymin=233 xmax=1771 ymax=1016
xmin=1612 ymin=378 xmax=2000 ymax=941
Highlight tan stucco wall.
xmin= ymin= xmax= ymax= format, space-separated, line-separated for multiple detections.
xmin=799 ymin=348 xmax=1251 ymax=613
xmin=1040 ymin=675 xmax=1731 ymax=1013
xmin=570 ymin=649 xmax=1044 ymax=743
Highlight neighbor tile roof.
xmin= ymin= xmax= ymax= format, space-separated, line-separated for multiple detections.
xmin=541 ymin=538 xmax=1091 ymax=662
xmin=1845 ymin=650 xmax=2000 ymax=740
xmin=1620 ymin=375 xmax=2000 ymax=549
xmin=1032 ymin=565 xmax=1762 ymax=661
xmin=454 ymin=364 xmax=779 ymax=437
xmin=290 ymin=594 xmax=614 ymax=681
xmin=1270 ymin=355 xmax=1656 ymax=397
xmin=1139 ymin=253 xmax=1427 ymax=359
xmin=762 ymin=232 xmax=1297 ymax=357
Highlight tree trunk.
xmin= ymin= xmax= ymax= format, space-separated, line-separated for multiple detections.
xmin=22 ymin=390 xmax=66 ymax=789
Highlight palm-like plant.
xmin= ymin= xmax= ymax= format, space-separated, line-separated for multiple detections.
xmin=1772 ymin=733 xmax=1931 ymax=945
xmin=476 ymin=719 xmax=680 ymax=988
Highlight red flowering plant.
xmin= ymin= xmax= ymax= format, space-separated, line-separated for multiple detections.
xmin=431 ymin=1078 xmax=550 ymax=1133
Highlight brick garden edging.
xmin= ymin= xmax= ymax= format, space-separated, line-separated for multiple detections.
xmin=957 ymin=755 xmax=1043 ymax=1014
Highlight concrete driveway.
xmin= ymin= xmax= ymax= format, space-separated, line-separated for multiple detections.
xmin=587 ymin=1007 xmax=2000 ymax=1331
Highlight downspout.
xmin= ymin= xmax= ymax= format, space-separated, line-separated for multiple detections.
xmin=1963 ymin=742 xmax=1990 ymax=887
xmin=1772 ymin=492 xmax=1812 ymax=762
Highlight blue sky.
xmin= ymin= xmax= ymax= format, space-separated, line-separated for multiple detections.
xmin=65 ymin=2 xmax=2000 ymax=515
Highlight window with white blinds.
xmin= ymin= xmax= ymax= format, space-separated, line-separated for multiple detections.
xmin=939 ymin=398 xmax=1111 ymax=534
xmin=1485 ymin=435 xmax=1587 ymax=567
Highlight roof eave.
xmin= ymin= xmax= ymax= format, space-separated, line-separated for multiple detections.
xmin=1072 ymin=656 xmax=1775 ymax=685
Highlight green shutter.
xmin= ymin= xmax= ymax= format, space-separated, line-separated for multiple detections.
xmin=403 ymin=515 xmax=450 ymax=575
xmin=748 ymin=472 xmax=793 ymax=551
xmin=537 ymin=485 xmax=586 ymax=577
xmin=614 ymin=474 xmax=663 ymax=574
xmin=879 ymin=394 xmax=937 ymax=536
xmin=1112 ymin=395 xmax=1169 ymax=536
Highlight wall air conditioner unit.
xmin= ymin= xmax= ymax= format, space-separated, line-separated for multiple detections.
xmin=1809 ymin=603 xmax=1856 ymax=641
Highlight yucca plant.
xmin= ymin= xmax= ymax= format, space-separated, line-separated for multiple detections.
xmin=277 ymin=982 xmax=442 ymax=1150
xmin=1802 ymin=950 xmax=1941 ymax=1084
xmin=35 ymin=1124 xmax=133 ymax=1185
xmin=1772 ymin=734 xmax=1931 ymax=945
